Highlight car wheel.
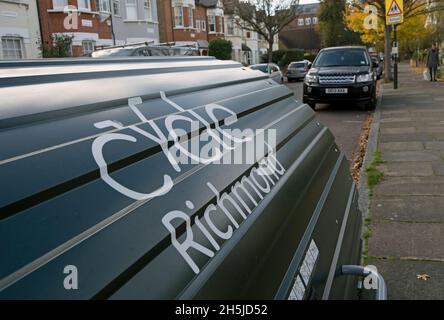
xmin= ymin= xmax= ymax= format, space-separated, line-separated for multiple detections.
xmin=364 ymin=90 xmax=377 ymax=111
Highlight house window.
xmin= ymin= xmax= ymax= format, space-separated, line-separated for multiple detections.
xmin=53 ymin=0 xmax=68 ymax=9
xmin=186 ymin=6 xmax=193 ymax=28
xmin=313 ymin=17 xmax=318 ymax=24
xmin=174 ymin=6 xmax=183 ymax=27
xmin=196 ymin=19 xmax=201 ymax=32
xmin=96 ymin=0 xmax=111 ymax=12
xmin=2 ymin=37 xmax=24 ymax=59
xmin=227 ymin=19 xmax=234 ymax=35
xmin=305 ymin=17 xmax=311 ymax=25
xmin=113 ymin=0 xmax=121 ymax=16
xmin=298 ymin=18 xmax=304 ymax=26
xmin=77 ymin=0 xmax=91 ymax=10
xmin=218 ymin=16 xmax=223 ymax=33
xmin=143 ymin=0 xmax=152 ymax=21
xmin=201 ymin=20 xmax=206 ymax=31
xmin=82 ymin=40 xmax=95 ymax=55
xmin=246 ymin=31 xmax=251 ymax=38
xmin=208 ymin=15 xmax=215 ymax=33
xmin=125 ymin=0 xmax=138 ymax=20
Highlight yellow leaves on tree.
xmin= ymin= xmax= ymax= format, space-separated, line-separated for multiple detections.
xmin=346 ymin=5 xmax=432 ymax=53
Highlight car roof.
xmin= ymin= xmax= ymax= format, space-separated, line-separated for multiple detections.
xmin=320 ymin=46 xmax=368 ymax=52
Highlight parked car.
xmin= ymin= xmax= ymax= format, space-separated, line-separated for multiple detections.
xmin=303 ymin=46 xmax=378 ymax=111
xmin=371 ymin=56 xmax=384 ymax=80
xmin=92 ymin=44 xmax=200 ymax=58
xmin=249 ymin=63 xmax=284 ymax=84
xmin=286 ymin=60 xmax=311 ymax=82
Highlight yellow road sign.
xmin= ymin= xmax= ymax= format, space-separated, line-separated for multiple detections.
xmin=386 ymin=0 xmax=404 ymax=25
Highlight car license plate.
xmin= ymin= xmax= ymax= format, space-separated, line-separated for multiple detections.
xmin=326 ymin=88 xmax=348 ymax=94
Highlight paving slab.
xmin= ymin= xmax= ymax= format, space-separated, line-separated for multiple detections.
xmin=374 ymin=176 xmax=444 ymax=196
xmin=425 ymin=141 xmax=444 ymax=150
xmin=367 ymin=259 xmax=444 ymax=300
xmin=379 ymin=133 xmax=431 ymax=143
xmin=380 ymin=127 xmax=416 ymax=135
xmin=380 ymin=150 xmax=441 ymax=162
xmin=371 ymin=196 xmax=444 ymax=222
xmin=378 ymin=162 xmax=433 ymax=177
xmin=379 ymin=142 xmax=424 ymax=151
xmin=368 ymin=222 xmax=444 ymax=259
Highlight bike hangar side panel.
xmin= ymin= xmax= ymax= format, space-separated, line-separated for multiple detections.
xmin=0 ymin=57 xmax=362 ymax=300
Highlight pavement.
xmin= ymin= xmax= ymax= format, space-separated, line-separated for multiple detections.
xmin=286 ymin=80 xmax=370 ymax=160
xmin=367 ymin=63 xmax=444 ymax=300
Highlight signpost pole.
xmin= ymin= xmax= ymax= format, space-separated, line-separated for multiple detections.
xmin=394 ymin=24 xmax=398 ymax=90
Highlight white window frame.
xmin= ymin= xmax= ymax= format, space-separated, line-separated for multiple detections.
xmin=143 ymin=0 xmax=152 ymax=21
xmin=186 ymin=6 xmax=193 ymax=28
xmin=227 ymin=19 xmax=234 ymax=35
xmin=174 ymin=6 xmax=184 ymax=27
xmin=53 ymin=0 xmax=68 ymax=10
xmin=82 ymin=40 xmax=95 ymax=55
xmin=1 ymin=37 xmax=24 ymax=59
xmin=208 ymin=15 xmax=216 ymax=33
xmin=125 ymin=0 xmax=138 ymax=20
xmin=298 ymin=18 xmax=304 ymax=26
xmin=113 ymin=0 xmax=121 ymax=16
xmin=196 ymin=19 xmax=201 ymax=32
xmin=77 ymin=0 xmax=91 ymax=10
xmin=218 ymin=16 xmax=223 ymax=34
xmin=97 ymin=0 xmax=111 ymax=12
xmin=201 ymin=20 xmax=206 ymax=31
xmin=313 ymin=17 xmax=318 ymax=24
xmin=305 ymin=17 xmax=311 ymax=25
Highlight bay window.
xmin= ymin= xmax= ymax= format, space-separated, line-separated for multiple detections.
xmin=208 ymin=15 xmax=215 ymax=33
xmin=96 ymin=0 xmax=111 ymax=12
xmin=52 ymin=0 xmax=68 ymax=9
xmin=143 ymin=0 xmax=152 ymax=21
xmin=174 ymin=6 xmax=183 ymax=27
xmin=77 ymin=0 xmax=91 ymax=10
xmin=125 ymin=0 xmax=138 ymax=20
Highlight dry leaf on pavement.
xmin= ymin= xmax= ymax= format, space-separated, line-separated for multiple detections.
xmin=416 ymin=274 xmax=431 ymax=281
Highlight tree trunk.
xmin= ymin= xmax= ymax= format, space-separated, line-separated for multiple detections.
xmin=384 ymin=22 xmax=392 ymax=82
xmin=268 ymin=38 xmax=273 ymax=63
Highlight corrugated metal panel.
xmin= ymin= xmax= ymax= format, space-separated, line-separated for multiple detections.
xmin=0 ymin=57 xmax=361 ymax=299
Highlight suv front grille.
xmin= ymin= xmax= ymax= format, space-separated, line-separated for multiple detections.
xmin=318 ymin=74 xmax=356 ymax=85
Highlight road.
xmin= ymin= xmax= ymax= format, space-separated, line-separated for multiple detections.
xmin=285 ymin=80 xmax=370 ymax=160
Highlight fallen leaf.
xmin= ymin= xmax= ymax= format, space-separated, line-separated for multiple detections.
xmin=416 ymin=274 xmax=431 ymax=281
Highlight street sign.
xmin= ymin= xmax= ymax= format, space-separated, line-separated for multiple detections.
xmin=386 ymin=0 xmax=404 ymax=25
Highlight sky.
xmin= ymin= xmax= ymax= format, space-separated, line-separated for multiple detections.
xmin=299 ymin=0 xmax=319 ymax=4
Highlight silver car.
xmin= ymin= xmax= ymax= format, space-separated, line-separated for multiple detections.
xmin=249 ymin=63 xmax=284 ymax=84
xmin=286 ymin=60 xmax=311 ymax=82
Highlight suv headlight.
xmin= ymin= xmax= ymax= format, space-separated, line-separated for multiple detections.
xmin=357 ymin=73 xmax=373 ymax=83
xmin=305 ymin=73 xmax=318 ymax=84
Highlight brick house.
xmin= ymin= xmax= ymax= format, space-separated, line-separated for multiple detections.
xmin=279 ymin=3 xmax=321 ymax=52
xmin=156 ymin=0 xmax=224 ymax=54
xmin=37 ymin=0 xmax=114 ymax=57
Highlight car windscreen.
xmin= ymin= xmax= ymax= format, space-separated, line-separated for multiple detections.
xmin=250 ymin=65 xmax=268 ymax=73
xmin=289 ymin=63 xmax=305 ymax=69
xmin=313 ymin=49 xmax=369 ymax=67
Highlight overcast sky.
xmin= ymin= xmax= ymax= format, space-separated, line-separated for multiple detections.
xmin=299 ymin=0 xmax=319 ymax=4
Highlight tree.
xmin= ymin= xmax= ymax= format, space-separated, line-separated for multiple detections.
xmin=39 ymin=34 xmax=74 ymax=58
xmin=350 ymin=0 xmax=444 ymax=81
xmin=347 ymin=5 xmax=385 ymax=51
xmin=318 ymin=0 xmax=349 ymax=47
xmin=209 ymin=39 xmax=233 ymax=60
xmin=231 ymin=0 xmax=301 ymax=63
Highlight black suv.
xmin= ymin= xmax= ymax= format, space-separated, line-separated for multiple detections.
xmin=303 ymin=46 xmax=378 ymax=110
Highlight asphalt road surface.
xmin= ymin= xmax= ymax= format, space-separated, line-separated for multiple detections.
xmin=286 ymin=80 xmax=371 ymax=160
